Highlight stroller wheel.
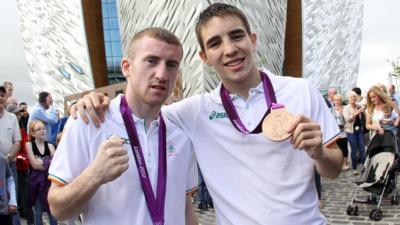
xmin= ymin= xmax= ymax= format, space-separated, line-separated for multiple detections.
xmin=346 ymin=205 xmax=353 ymax=215
xmin=353 ymin=206 xmax=359 ymax=216
xmin=369 ymin=209 xmax=383 ymax=221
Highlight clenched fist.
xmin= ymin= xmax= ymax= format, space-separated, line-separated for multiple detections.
xmin=90 ymin=135 xmax=129 ymax=184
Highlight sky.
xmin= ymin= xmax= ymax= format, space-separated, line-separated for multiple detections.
xmin=357 ymin=0 xmax=400 ymax=93
xmin=0 ymin=0 xmax=399 ymax=108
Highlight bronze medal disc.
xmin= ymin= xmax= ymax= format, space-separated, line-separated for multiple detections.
xmin=262 ymin=108 xmax=295 ymax=141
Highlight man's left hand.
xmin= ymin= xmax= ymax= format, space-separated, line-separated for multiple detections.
xmin=287 ymin=115 xmax=323 ymax=160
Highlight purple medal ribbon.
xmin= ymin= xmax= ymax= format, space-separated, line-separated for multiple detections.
xmin=120 ymin=96 xmax=166 ymax=225
xmin=220 ymin=71 xmax=277 ymax=134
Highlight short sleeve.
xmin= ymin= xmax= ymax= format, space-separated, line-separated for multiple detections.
xmin=48 ymin=116 xmax=92 ymax=185
xmin=12 ymin=114 xmax=21 ymax=142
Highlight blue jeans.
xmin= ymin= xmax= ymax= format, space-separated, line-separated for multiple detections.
xmin=34 ymin=200 xmax=57 ymax=225
xmin=347 ymin=131 xmax=366 ymax=170
xmin=9 ymin=162 xmax=21 ymax=225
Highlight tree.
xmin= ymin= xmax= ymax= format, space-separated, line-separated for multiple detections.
xmin=389 ymin=57 xmax=400 ymax=76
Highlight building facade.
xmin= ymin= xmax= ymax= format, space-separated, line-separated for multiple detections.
xmin=16 ymin=0 xmax=363 ymax=110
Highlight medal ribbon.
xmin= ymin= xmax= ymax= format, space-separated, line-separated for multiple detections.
xmin=220 ymin=71 xmax=276 ymax=134
xmin=120 ymin=96 xmax=166 ymax=225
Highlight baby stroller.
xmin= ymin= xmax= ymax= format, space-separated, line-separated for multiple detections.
xmin=346 ymin=130 xmax=399 ymax=221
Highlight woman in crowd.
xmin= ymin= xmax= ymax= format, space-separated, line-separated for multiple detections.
xmin=331 ymin=94 xmax=349 ymax=170
xmin=343 ymin=91 xmax=366 ymax=175
xmin=366 ymin=86 xmax=394 ymax=137
xmin=26 ymin=120 xmax=57 ymax=225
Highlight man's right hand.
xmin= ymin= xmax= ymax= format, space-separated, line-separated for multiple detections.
xmin=70 ymin=92 xmax=110 ymax=127
xmin=89 ymin=135 xmax=129 ymax=185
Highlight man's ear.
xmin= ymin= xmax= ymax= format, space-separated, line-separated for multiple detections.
xmin=250 ymin=32 xmax=257 ymax=51
xmin=199 ymin=51 xmax=210 ymax=66
xmin=121 ymin=57 xmax=131 ymax=78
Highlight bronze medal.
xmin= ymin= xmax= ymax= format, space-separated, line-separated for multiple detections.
xmin=262 ymin=107 xmax=295 ymax=141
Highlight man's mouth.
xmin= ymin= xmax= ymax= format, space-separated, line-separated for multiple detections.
xmin=224 ymin=57 xmax=244 ymax=67
xmin=150 ymin=84 xmax=167 ymax=91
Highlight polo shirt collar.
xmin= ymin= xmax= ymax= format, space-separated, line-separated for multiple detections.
xmin=110 ymin=94 xmax=160 ymax=127
xmin=209 ymin=68 xmax=270 ymax=105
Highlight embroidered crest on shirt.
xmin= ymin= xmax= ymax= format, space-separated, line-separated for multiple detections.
xmin=167 ymin=142 xmax=177 ymax=156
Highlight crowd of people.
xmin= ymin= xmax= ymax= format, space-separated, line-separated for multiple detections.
xmin=0 ymin=81 xmax=77 ymax=225
xmin=0 ymin=3 xmax=397 ymax=225
xmin=315 ymin=83 xmax=400 ymax=208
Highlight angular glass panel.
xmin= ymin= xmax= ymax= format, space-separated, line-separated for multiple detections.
xmin=110 ymin=29 xmax=121 ymax=41
xmin=108 ymin=3 xmax=117 ymax=18
xmin=111 ymin=42 xmax=122 ymax=56
xmin=109 ymin=18 xmax=119 ymax=29
xmin=69 ymin=63 xmax=84 ymax=75
xmin=103 ymin=29 xmax=110 ymax=42
xmin=102 ymin=4 xmax=109 ymax=18
xmin=58 ymin=67 xmax=71 ymax=79
xmin=103 ymin=18 xmax=109 ymax=30
xmin=105 ymin=42 xmax=112 ymax=56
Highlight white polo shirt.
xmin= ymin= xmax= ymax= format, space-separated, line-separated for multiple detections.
xmin=164 ymin=68 xmax=340 ymax=225
xmin=49 ymin=95 xmax=198 ymax=225
xmin=0 ymin=110 xmax=21 ymax=158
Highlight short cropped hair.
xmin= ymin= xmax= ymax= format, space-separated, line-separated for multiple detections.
xmin=195 ymin=3 xmax=252 ymax=52
xmin=346 ymin=90 xmax=357 ymax=100
xmin=127 ymin=27 xmax=182 ymax=58
xmin=38 ymin=91 xmax=50 ymax=104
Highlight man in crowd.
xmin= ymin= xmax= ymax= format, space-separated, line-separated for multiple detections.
xmin=326 ymin=87 xmax=337 ymax=109
xmin=388 ymin=84 xmax=400 ymax=109
xmin=18 ymin=103 xmax=29 ymax=132
xmin=28 ymin=92 xmax=58 ymax=143
xmin=0 ymin=86 xmax=21 ymax=225
xmin=47 ymin=27 xmax=198 ymax=225
xmin=73 ymin=3 xmax=342 ymax=224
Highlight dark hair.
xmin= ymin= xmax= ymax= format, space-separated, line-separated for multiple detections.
xmin=38 ymin=91 xmax=50 ymax=104
xmin=352 ymin=87 xmax=362 ymax=96
xmin=19 ymin=102 xmax=27 ymax=107
xmin=195 ymin=3 xmax=251 ymax=52
xmin=0 ymin=86 xmax=6 ymax=94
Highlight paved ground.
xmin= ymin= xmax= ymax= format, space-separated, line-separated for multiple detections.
xmin=21 ymin=169 xmax=400 ymax=225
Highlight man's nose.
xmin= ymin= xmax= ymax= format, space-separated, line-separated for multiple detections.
xmin=154 ymin=64 xmax=168 ymax=81
xmin=223 ymin=40 xmax=238 ymax=56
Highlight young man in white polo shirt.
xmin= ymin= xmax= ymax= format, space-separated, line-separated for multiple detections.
xmin=47 ymin=28 xmax=198 ymax=225
xmin=73 ymin=3 xmax=343 ymax=225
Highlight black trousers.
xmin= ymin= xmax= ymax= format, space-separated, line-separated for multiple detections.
xmin=315 ymin=172 xmax=321 ymax=199
xmin=0 ymin=214 xmax=12 ymax=225
xmin=336 ymin=137 xmax=349 ymax=158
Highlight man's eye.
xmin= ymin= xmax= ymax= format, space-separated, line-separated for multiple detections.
xmin=147 ymin=58 xmax=157 ymax=64
xmin=232 ymin=34 xmax=244 ymax=40
xmin=167 ymin=62 xmax=179 ymax=70
xmin=208 ymin=41 xmax=220 ymax=48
